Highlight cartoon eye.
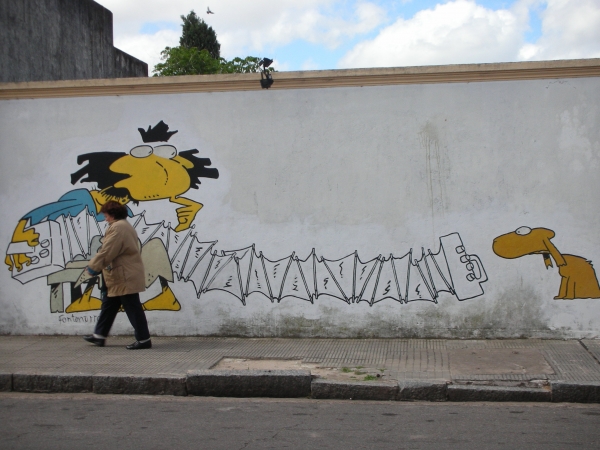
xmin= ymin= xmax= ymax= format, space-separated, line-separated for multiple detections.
xmin=130 ymin=145 xmax=153 ymax=158
xmin=153 ymin=145 xmax=177 ymax=159
xmin=515 ymin=226 xmax=532 ymax=235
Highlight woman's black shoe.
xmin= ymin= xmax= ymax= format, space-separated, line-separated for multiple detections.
xmin=126 ymin=340 xmax=152 ymax=350
xmin=83 ymin=335 xmax=105 ymax=347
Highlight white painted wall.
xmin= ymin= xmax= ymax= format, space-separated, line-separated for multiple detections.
xmin=1 ymin=75 xmax=599 ymax=338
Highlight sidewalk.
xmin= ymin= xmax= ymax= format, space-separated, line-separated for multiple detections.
xmin=1 ymin=336 xmax=600 ymax=402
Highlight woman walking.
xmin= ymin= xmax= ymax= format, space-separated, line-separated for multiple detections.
xmin=83 ymin=201 xmax=151 ymax=350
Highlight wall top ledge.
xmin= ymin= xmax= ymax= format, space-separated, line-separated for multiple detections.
xmin=2 ymin=58 xmax=600 ymax=100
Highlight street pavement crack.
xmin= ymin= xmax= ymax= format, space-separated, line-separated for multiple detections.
xmin=578 ymin=340 xmax=600 ymax=366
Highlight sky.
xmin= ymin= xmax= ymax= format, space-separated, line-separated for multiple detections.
xmin=94 ymin=0 xmax=600 ymax=73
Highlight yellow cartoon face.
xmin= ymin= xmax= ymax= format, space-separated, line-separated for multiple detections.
xmin=69 ymin=122 xmax=219 ymax=232
xmin=110 ymin=145 xmax=193 ymax=201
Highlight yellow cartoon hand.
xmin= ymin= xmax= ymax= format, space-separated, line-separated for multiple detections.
xmin=171 ymin=197 xmax=203 ymax=232
xmin=12 ymin=219 xmax=40 ymax=247
xmin=5 ymin=253 xmax=33 ymax=272
xmin=5 ymin=220 xmax=39 ymax=271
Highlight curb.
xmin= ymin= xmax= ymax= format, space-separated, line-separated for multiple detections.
xmin=311 ymin=379 xmax=398 ymax=400
xmin=447 ymin=384 xmax=551 ymax=402
xmin=186 ymin=370 xmax=312 ymax=398
xmin=93 ymin=373 xmax=187 ymax=396
xmin=550 ymin=381 xmax=600 ymax=403
xmin=0 ymin=373 xmax=12 ymax=391
xmin=1 ymin=371 xmax=599 ymax=403
xmin=12 ymin=372 xmax=93 ymax=393
xmin=398 ymin=380 xmax=448 ymax=401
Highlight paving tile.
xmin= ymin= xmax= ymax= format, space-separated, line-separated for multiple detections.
xmin=449 ymin=348 xmax=553 ymax=376
xmin=581 ymin=340 xmax=600 ymax=364
xmin=1 ymin=336 xmax=599 ymax=384
xmin=543 ymin=341 xmax=600 ymax=381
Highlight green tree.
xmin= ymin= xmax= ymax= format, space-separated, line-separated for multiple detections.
xmin=219 ymin=56 xmax=264 ymax=74
xmin=153 ymin=47 xmax=221 ymax=76
xmin=179 ymin=11 xmax=220 ymax=59
xmin=153 ymin=10 xmax=276 ymax=76
xmin=153 ymin=52 xmax=273 ymax=76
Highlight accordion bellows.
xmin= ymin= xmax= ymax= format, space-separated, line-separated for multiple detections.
xmin=8 ymin=208 xmax=488 ymax=305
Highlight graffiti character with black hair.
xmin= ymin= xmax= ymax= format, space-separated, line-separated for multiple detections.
xmin=5 ymin=121 xmax=219 ymax=314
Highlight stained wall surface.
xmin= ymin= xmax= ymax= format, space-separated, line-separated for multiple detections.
xmin=0 ymin=0 xmax=147 ymax=82
xmin=1 ymin=67 xmax=599 ymax=338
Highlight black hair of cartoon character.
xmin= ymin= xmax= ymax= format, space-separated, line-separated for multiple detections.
xmin=69 ymin=122 xmax=219 ymax=201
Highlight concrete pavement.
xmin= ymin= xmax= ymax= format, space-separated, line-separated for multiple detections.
xmin=1 ymin=336 xmax=600 ymax=402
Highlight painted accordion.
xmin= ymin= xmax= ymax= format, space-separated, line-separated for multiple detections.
xmin=8 ymin=208 xmax=488 ymax=305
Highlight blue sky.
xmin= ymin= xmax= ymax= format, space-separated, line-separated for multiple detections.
xmin=266 ymin=0 xmax=545 ymax=70
xmin=95 ymin=0 xmax=599 ymax=73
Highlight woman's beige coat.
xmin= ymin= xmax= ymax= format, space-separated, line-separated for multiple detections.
xmin=88 ymin=219 xmax=146 ymax=297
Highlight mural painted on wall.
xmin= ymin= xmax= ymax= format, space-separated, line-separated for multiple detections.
xmin=493 ymin=227 xmax=600 ymax=299
xmin=5 ymin=121 xmax=489 ymax=314
xmin=73 ymin=217 xmax=489 ymax=307
xmin=5 ymin=121 xmax=219 ymax=313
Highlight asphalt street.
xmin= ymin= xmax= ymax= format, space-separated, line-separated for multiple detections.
xmin=2 ymin=393 xmax=600 ymax=449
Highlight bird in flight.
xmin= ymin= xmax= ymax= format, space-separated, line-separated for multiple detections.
xmin=207 ymin=7 xmax=214 ymax=14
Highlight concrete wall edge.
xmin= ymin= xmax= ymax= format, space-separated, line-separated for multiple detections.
xmin=1 ymin=58 xmax=600 ymax=99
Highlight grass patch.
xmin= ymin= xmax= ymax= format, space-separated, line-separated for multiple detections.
xmin=341 ymin=367 xmax=351 ymax=373
xmin=363 ymin=375 xmax=377 ymax=381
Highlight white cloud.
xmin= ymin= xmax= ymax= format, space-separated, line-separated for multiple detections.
xmin=96 ymin=0 xmax=385 ymax=68
xmin=220 ymin=2 xmax=385 ymax=56
xmin=301 ymin=59 xmax=320 ymax=71
xmin=97 ymin=0 xmax=337 ymax=66
xmin=338 ymin=0 xmax=530 ymax=68
xmin=114 ymin=30 xmax=180 ymax=72
xmin=95 ymin=0 xmax=600 ymax=72
xmin=519 ymin=0 xmax=600 ymax=61
xmin=272 ymin=59 xmax=291 ymax=72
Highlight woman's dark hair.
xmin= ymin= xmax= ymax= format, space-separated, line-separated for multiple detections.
xmin=100 ymin=201 xmax=128 ymax=220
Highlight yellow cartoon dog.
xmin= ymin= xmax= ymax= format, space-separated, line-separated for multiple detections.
xmin=493 ymin=227 xmax=600 ymax=299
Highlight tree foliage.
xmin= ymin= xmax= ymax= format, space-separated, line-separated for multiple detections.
xmin=219 ymin=56 xmax=263 ymax=74
xmin=153 ymin=50 xmax=271 ymax=77
xmin=153 ymin=47 xmax=221 ymax=76
xmin=179 ymin=11 xmax=220 ymax=59
xmin=153 ymin=10 xmax=276 ymax=76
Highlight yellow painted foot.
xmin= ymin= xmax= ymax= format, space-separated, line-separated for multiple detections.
xmin=142 ymin=286 xmax=181 ymax=311
xmin=66 ymin=291 xmax=102 ymax=313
